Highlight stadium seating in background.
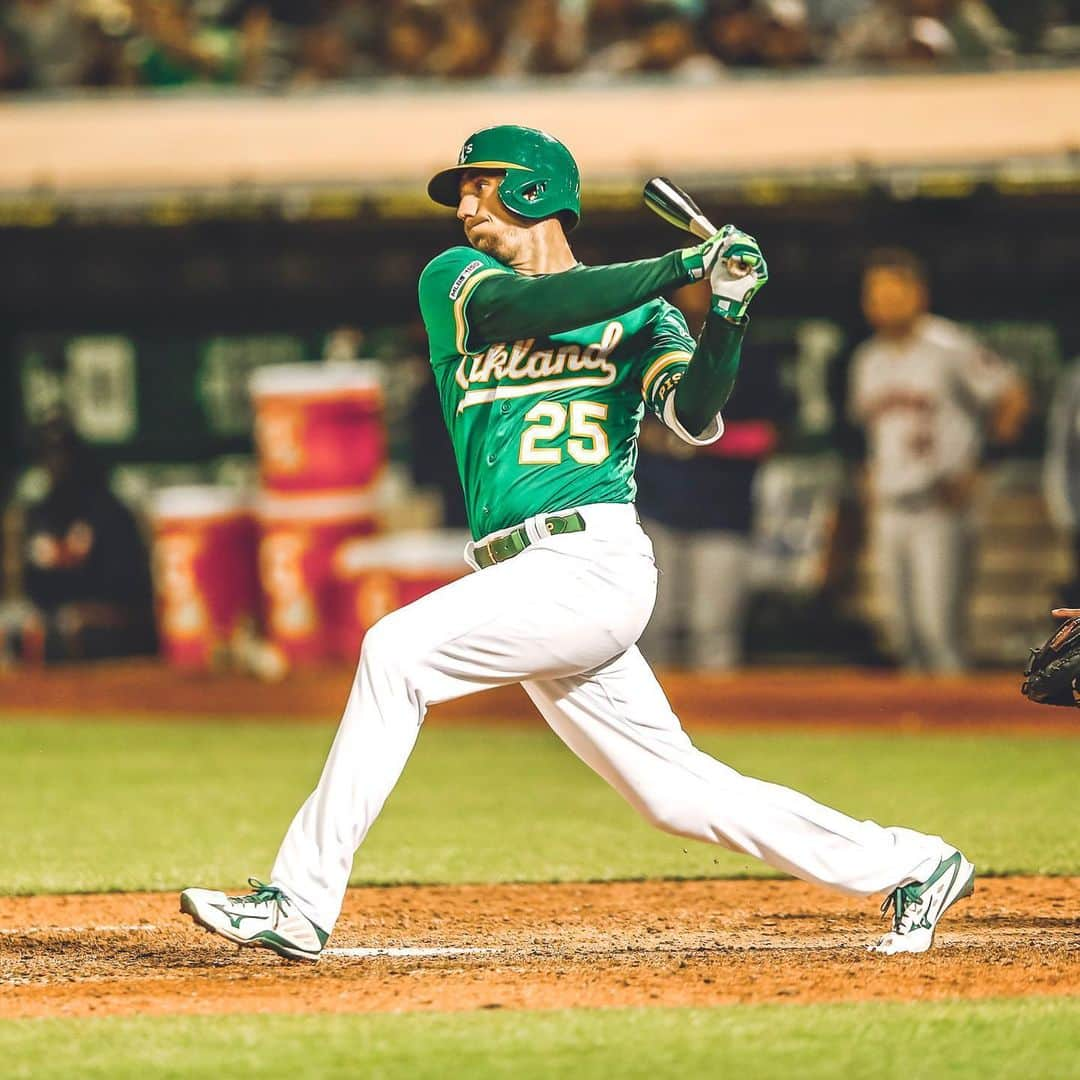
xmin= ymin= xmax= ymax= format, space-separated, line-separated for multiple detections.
xmin=2 ymin=0 xmax=1078 ymax=95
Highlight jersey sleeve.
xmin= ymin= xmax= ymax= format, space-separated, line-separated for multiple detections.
xmin=638 ymin=301 xmax=696 ymax=419
xmin=417 ymin=246 xmax=512 ymax=361
xmin=945 ymin=324 xmax=1020 ymax=411
xmin=638 ymin=301 xmax=725 ymax=446
xmin=847 ymin=343 xmax=872 ymax=425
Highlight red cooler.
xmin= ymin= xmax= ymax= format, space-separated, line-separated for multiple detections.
xmin=257 ymin=488 xmax=381 ymax=663
xmin=150 ymin=486 xmax=259 ymax=669
xmin=330 ymin=531 xmax=470 ymax=661
xmin=250 ymin=363 xmax=385 ymax=494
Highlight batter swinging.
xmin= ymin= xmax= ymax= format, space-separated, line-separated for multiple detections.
xmin=181 ymin=126 xmax=974 ymax=961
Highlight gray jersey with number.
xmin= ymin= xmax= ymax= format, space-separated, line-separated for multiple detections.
xmin=848 ymin=315 xmax=1017 ymax=502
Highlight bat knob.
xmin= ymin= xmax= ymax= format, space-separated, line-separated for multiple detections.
xmin=725 ymin=256 xmax=754 ymax=280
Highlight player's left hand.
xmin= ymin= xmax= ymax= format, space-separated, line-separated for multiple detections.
xmin=709 ymin=227 xmax=768 ymax=321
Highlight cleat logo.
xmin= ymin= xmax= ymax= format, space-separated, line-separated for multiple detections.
xmin=211 ymin=903 xmax=271 ymax=930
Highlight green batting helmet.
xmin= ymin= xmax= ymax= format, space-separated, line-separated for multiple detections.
xmin=427 ymin=125 xmax=581 ymax=230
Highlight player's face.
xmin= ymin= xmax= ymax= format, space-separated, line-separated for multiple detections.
xmin=457 ymin=171 xmax=529 ymax=264
xmin=862 ymin=267 xmax=927 ymax=335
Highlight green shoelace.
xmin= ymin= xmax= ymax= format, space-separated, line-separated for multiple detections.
xmin=228 ymin=878 xmax=291 ymax=916
xmin=880 ymin=884 xmax=928 ymax=932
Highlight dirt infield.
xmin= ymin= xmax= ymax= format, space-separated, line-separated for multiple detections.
xmin=2 ymin=877 xmax=1076 ymax=1019
xmin=2 ymin=660 xmax=1076 ymax=735
xmin=3 ymin=664 xmax=1076 ymax=1021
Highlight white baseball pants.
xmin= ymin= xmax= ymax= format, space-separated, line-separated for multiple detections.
xmin=272 ymin=503 xmax=947 ymax=934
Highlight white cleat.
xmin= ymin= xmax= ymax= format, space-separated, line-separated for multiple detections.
xmin=180 ymin=878 xmax=327 ymax=962
xmin=869 ymin=849 xmax=975 ymax=956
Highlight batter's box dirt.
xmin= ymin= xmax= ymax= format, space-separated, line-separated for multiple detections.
xmin=1 ymin=878 xmax=1077 ymax=1018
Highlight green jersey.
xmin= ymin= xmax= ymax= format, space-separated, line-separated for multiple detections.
xmin=419 ymin=246 xmax=697 ymax=539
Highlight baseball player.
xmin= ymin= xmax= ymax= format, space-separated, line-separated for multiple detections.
xmin=848 ymin=248 xmax=1029 ymax=672
xmin=180 ymin=126 xmax=974 ymax=960
xmin=1043 ymin=359 xmax=1080 ymax=608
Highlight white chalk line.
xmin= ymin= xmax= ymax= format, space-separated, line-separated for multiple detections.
xmin=0 ymin=928 xmax=500 ymax=957
xmin=325 ymin=946 xmax=503 ymax=958
xmin=0 ymin=924 xmax=160 ymax=936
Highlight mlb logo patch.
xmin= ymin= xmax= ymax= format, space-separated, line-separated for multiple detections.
xmin=449 ymin=260 xmax=484 ymax=300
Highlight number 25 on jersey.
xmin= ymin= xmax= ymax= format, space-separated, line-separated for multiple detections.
xmin=519 ymin=401 xmax=610 ymax=465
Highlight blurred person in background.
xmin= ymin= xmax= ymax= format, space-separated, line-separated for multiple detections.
xmin=3 ymin=0 xmax=91 ymax=88
xmin=383 ymin=2 xmax=445 ymax=77
xmin=291 ymin=18 xmax=355 ymax=83
xmin=0 ymin=23 xmax=32 ymax=90
xmin=1043 ymin=356 xmax=1080 ymax=609
xmin=588 ymin=0 xmax=724 ymax=77
xmin=637 ymin=279 xmax=782 ymax=669
xmin=704 ymin=0 xmax=815 ymax=68
xmin=585 ymin=0 xmax=641 ymax=54
xmin=828 ymin=0 xmax=1012 ymax=64
xmin=495 ymin=0 xmax=586 ymax=76
xmin=292 ymin=0 xmax=382 ymax=83
xmin=1 ymin=413 xmax=155 ymax=665
xmin=383 ymin=0 xmax=499 ymax=79
xmin=126 ymin=0 xmax=271 ymax=86
xmin=803 ymin=0 xmax=872 ymax=34
xmin=848 ymin=248 xmax=1029 ymax=673
xmin=78 ymin=6 xmax=134 ymax=86
xmin=424 ymin=0 xmax=499 ymax=78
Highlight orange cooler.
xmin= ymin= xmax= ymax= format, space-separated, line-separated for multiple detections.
xmin=150 ymin=486 xmax=259 ymax=669
xmin=257 ymin=489 xmax=382 ymax=663
xmin=329 ymin=531 xmax=470 ymax=661
xmin=250 ymin=363 xmax=385 ymax=494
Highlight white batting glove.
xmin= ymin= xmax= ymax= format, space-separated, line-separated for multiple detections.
xmin=681 ymin=226 xmax=731 ymax=279
xmin=709 ymin=227 xmax=768 ymax=321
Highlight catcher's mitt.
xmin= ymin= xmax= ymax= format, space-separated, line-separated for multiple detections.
xmin=1021 ymin=615 xmax=1080 ymax=706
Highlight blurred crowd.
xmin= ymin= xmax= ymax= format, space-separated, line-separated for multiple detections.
xmin=17 ymin=222 xmax=1080 ymax=681
xmin=3 ymin=246 xmax=1050 ymax=675
xmin=2 ymin=0 xmax=1078 ymax=93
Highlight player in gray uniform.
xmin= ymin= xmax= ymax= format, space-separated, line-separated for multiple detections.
xmin=1044 ymin=359 xmax=1080 ymax=606
xmin=848 ymin=249 xmax=1029 ymax=672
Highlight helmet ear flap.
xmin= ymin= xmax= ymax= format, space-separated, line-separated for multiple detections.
xmin=520 ymin=179 xmax=548 ymax=203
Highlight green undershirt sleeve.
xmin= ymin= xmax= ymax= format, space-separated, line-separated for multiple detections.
xmin=467 ymin=251 xmax=691 ymax=345
xmin=673 ymin=315 xmax=748 ymax=438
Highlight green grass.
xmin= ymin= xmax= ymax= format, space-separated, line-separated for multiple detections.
xmin=1 ymin=718 xmax=1077 ymax=894
xmin=3 ymin=999 xmax=1079 ymax=1079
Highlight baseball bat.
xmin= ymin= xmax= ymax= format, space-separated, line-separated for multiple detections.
xmin=643 ymin=176 xmax=752 ymax=278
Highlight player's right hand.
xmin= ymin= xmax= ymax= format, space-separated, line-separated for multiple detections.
xmin=681 ymin=225 xmax=734 ymax=281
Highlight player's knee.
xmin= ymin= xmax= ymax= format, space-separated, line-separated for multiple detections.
xmin=358 ymin=610 xmax=422 ymax=677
